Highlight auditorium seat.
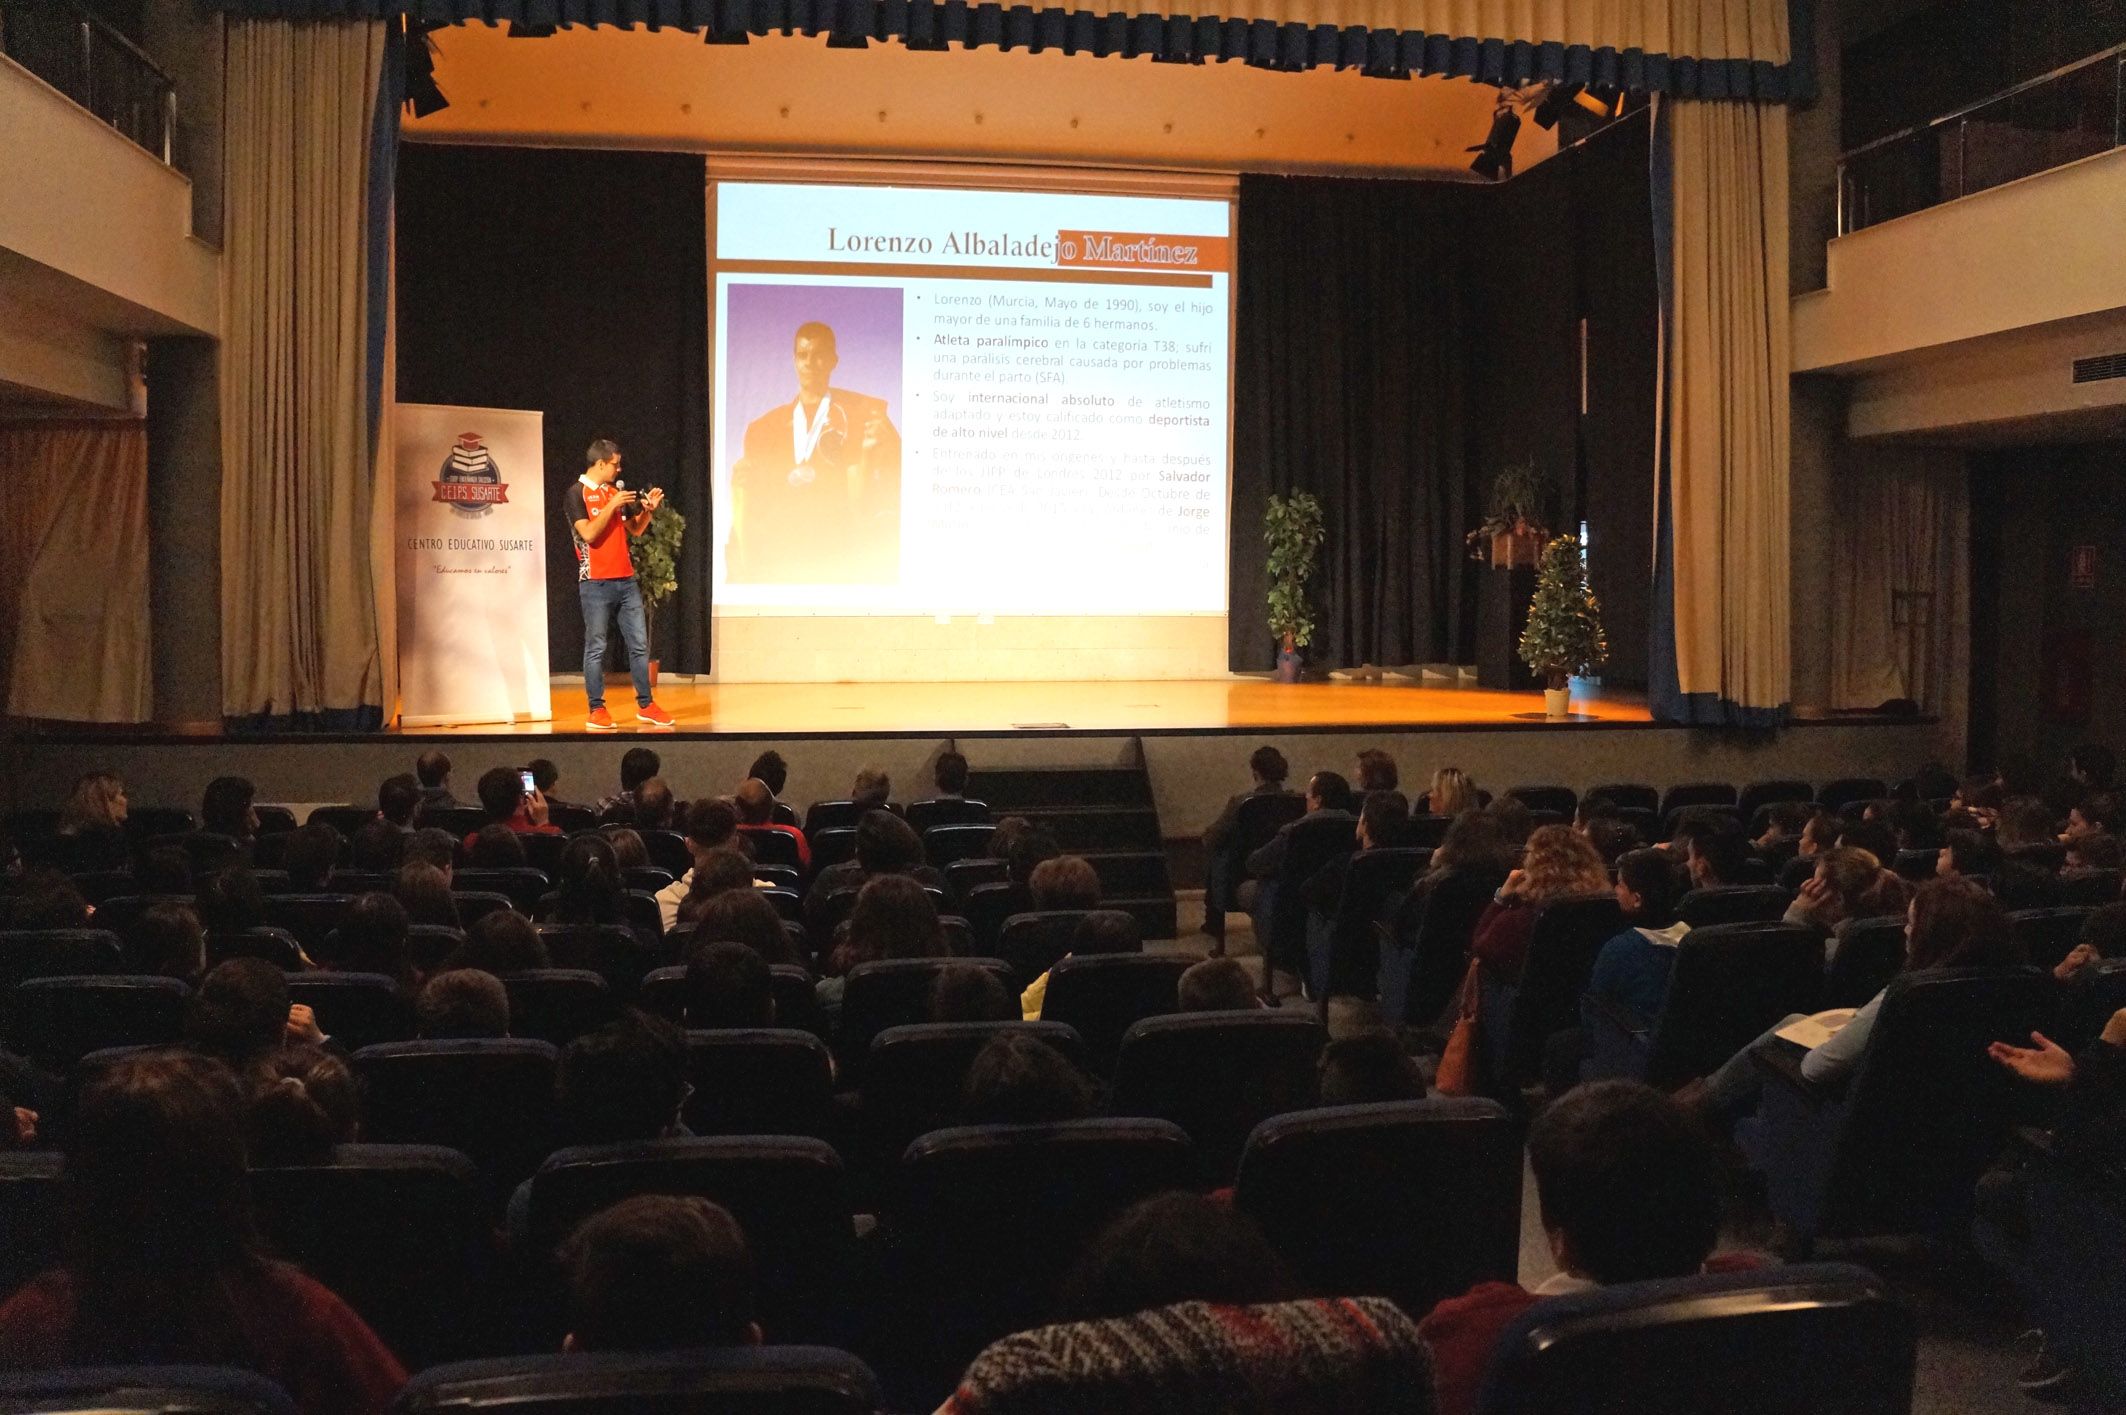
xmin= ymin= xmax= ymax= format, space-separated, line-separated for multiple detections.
xmin=752 ymin=863 xmax=802 ymax=893
xmin=538 ymin=922 xmax=669 ymax=998
xmin=1206 ymin=791 xmax=1306 ymax=932
xmin=0 ymin=1366 xmax=299 ymax=1415
xmin=407 ymin=923 xmax=469 ymax=970
xmin=1661 ymin=804 xmax=1742 ymax=840
xmin=922 ymin=823 xmax=995 ymax=871
xmin=89 ymin=894 xmax=192 ymax=940
xmin=771 ymin=801 xmax=802 ymax=829
xmin=637 ymin=830 xmax=693 ymax=878
xmin=836 ymin=957 xmax=1015 ymax=1078
xmin=2009 ymin=906 xmax=2094 ymax=970
xmin=1305 ymin=846 xmax=1427 ymax=1001
xmin=1252 ymin=813 xmax=1358 ymax=989
xmin=204 ymin=925 xmax=307 ymax=971
xmin=2016 ymin=1159 xmax=2126 ymax=1410
xmin=1478 ymin=897 xmax=1625 ymax=1094
xmin=523 ymin=1136 xmax=855 ymax=1343
xmin=353 ymin=1038 xmax=559 ymax=1193
xmin=1390 ymin=869 xmax=1506 ymax=1028
xmin=1743 ymin=968 xmax=2057 ymax=1255
xmin=307 ymin=805 xmax=373 ymax=838
xmin=253 ymin=805 xmax=299 ymax=837
xmin=1505 ymin=785 xmax=1577 ymax=817
xmin=809 ymin=827 xmax=858 ymax=873
xmin=760 ymin=887 xmax=804 ymax=922
xmin=1584 ymin=922 xmax=1823 ymax=1089
xmin=497 ymin=969 xmax=613 ymax=1047
xmin=1823 ymin=917 xmax=1908 ymax=1008
xmin=0 ymin=928 xmax=123 ymax=988
xmin=1037 ymin=952 xmax=1198 ymax=1074
xmin=7 ymin=975 xmax=185 ymax=1067
xmin=1407 ymin=813 xmax=1455 ymax=849
xmin=1816 ymin=778 xmax=1890 ymax=816
xmin=520 ymin=833 xmax=571 ymax=875
xmin=958 ymin=882 xmax=1022 ymax=952
xmin=2060 ymin=957 xmax=2126 ymax=1050
xmin=330 ymin=870 xmax=394 ymax=896
xmin=2057 ymin=868 xmax=2124 ymax=906
xmin=453 ymin=890 xmax=519 ymax=931
xmin=548 ymin=805 xmax=600 ymax=835
xmin=907 ymin=797 xmax=990 ymax=836
xmin=250 ymin=1143 xmax=490 ymax=1368
xmin=1658 ymin=783 xmax=1738 ymax=821
xmin=391 ymin=1348 xmax=884 ymax=1415
xmin=425 ymin=807 xmax=488 ymax=840
xmin=1891 ymin=848 xmax=1940 ymax=882
xmin=742 ymin=828 xmax=804 ymax=873
xmin=1674 ymin=885 xmax=1792 ymax=929
xmin=0 ymin=1151 xmax=62 ymax=1296
xmin=1236 ymin=1097 xmax=1521 ymax=1320
xmin=995 ymin=908 xmax=1120 ymax=989
xmin=287 ymin=973 xmax=411 ymax=1051
xmin=639 ymin=963 xmax=828 ymax=1041
xmin=454 ymin=868 xmax=550 ymax=913
xmin=937 ymin=914 xmax=974 ymax=956
xmin=1586 ymin=783 xmax=1659 ymax=814
xmin=1732 ymin=779 xmax=1812 ymax=822
xmin=858 ymin=1021 xmax=1086 ymax=1176
xmin=261 ymin=894 xmax=353 ymax=953
xmin=66 ymin=870 xmax=138 ymax=906
xmin=942 ymin=857 xmax=1007 ymax=906
xmin=1475 ymin=1263 xmax=1913 ymax=1415
xmin=804 ymin=800 xmax=863 ymax=836
xmin=888 ymin=1117 xmax=1196 ymax=1392
xmin=680 ymin=1028 xmax=835 ymax=1140
xmin=1109 ymin=1010 xmax=1324 ymax=1183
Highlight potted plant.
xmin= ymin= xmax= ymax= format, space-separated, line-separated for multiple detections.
xmin=1264 ymin=490 xmax=1325 ymax=683
xmin=1518 ymin=533 xmax=1608 ymax=719
xmin=629 ymin=503 xmax=687 ymax=690
xmin=1466 ymin=459 xmax=1551 ymax=568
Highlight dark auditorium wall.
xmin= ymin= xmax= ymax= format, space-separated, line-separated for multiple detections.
xmin=1231 ymin=111 xmax=1656 ymax=682
xmin=395 ymin=144 xmax=712 ymax=676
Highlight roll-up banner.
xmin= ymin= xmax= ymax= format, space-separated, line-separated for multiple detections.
xmin=394 ymin=403 xmax=552 ymax=728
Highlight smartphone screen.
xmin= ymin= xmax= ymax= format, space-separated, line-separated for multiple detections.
xmin=519 ymin=769 xmax=537 ymax=796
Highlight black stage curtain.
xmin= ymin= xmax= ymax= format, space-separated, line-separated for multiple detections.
xmin=395 ymin=144 xmax=712 ymax=675
xmin=1231 ymin=117 xmax=1655 ymax=682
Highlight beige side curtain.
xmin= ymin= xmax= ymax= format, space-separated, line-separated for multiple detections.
xmin=1206 ymin=0 xmax=1789 ymax=62
xmin=221 ymin=18 xmax=387 ymax=722
xmin=0 ymin=422 xmax=152 ymax=722
xmin=1830 ymin=448 xmax=1970 ymax=727
xmin=1663 ymin=96 xmax=1792 ymax=713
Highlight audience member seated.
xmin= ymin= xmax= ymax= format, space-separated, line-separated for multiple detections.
xmin=1584 ymin=850 xmax=1692 ymax=1026
xmin=2053 ymin=903 xmax=2126 ymax=984
xmin=1054 ymin=1191 xmax=1299 ymax=1322
xmin=1316 ymin=1030 xmax=1427 ymax=1105
xmin=9 ymin=870 xmax=91 ymax=931
xmin=201 ymin=775 xmax=262 ymax=853
xmin=1835 ymin=817 xmax=1899 ymax=872
xmin=1681 ymin=816 xmax=1753 ymax=889
xmin=1754 ymin=801 xmax=1812 ymax=854
xmin=416 ymin=749 xmax=461 ymax=810
xmin=1486 ymin=797 xmax=1536 ymax=849
xmin=2064 ymin=831 xmax=2124 ymax=874
xmin=747 ymin=750 xmax=790 ymax=809
xmin=1030 ymin=855 xmax=1102 ymax=912
xmin=394 ymin=862 xmax=462 ymax=931
xmin=1425 ymin=766 xmax=1480 ymax=818
xmin=55 ymin=770 xmax=128 ymax=866
xmin=663 ymin=798 xmax=744 ymax=931
xmin=684 ymin=887 xmax=800 ymax=967
xmin=1418 ymin=1079 xmax=1742 ymax=1415
xmin=417 ymin=968 xmax=511 ymax=1040
xmin=1993 ymin=857 xmax=2063 ymax=911
xmin=553 ymin=1012 xmax=691 ymax=1150
xmin=674 ymin=847 xmax=765 ymax=932
xmin=470 ymin=767 xmax=562 ymax=848
xmin=187 ymin=958 xmax=295 ymax=1073
xmin=136 ymin=844 xmax=196 ymax=895
xmin=804 ymin=809 xmax=939 ymax=936
xmin=685 ymin=941 xmax=777 ymax=1029
xmin=1353 ymin=748 xmax=1399 ymax=795
xmin=604 ymin=827 xmax=650 ymax=872
xmin=1776 ymin=810 xmax=1843 ymax=890
xmin=820 ymin=875 xmax=948 ymax=1020
xmin=1937 ymin=828 xmax=2003 ymax=880
xmin=961 ymin=1031 xmax=1095 ymax=1125
xmin=329 ymin=891 xmax=413 ymax=988
xmin=546 ymin=835 xmax=628 ymax=930
xmin=1071 ymin=910 xmax=1139 ymax=956
xmin=2062 ymin=793 xmax=2118 ymax=843
xmin=132 ymin=901 xmax=208 ymax=982
xmin=597 ymin=748 xmax=662 ymax=824
xmin=528 ymin=759 xmax=578 ymax=817
xmin=1178 ymin=957 xmax=1262 ymax=1013
xmin=246 ymin=1045 xmax=361 ymax=1167
xmin=1784 ymin=845 xmax=1909 ymax=942
xmin=933 ymin=749 xmax=971 ymax=801
xmin=1202 ymin=746 xmax=1291 ymax=855
xmin=630 ymin=779 xmax=677 ymax=834
xmin=1582 ymin=815 xmax=1641 ymax=868
xmin=1469 ymin=825 xmax=1610 ymax=983
xmin=931 ymin=961 xmax=1016 ymax=1023
xmin=2068 ymin=743 xmax=2118 ymax=799
xmin=1243 ymin=771 xmax=1358 ymax=885
xmin=1303 ymin=790 xmax=1412 ymax=914
xmin=0 ymin=1051 xmax=405 ymax=1411
xmin=349 ymin=816 xmax=408 ymax=872
xmin=851 ymin=765 xmax=893 ymax=815
xmin=558 ymin=1195 xmax=763 ymax=1352
xmin=400 ymin=827 xmax=458 ymax=878
xmin=198 ymin=863 xmax=268 ymax=935
xmin=282 ymin=823 xmax=343 ymax=894
xmin=735 ymin=778 xmax=810 ymax=870
xmin=1997 ymin=797 xmax=2060 ymax=856
xmin=446 ymin=908 xmax=550 ymax=976
xmin=466 ymin=823 xmax=528 ymax=869
xmin=1690 ymin=876 xmax=2024 ymax=1123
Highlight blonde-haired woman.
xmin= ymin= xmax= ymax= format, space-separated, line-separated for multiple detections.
xmin=1469 ymin=824 xmax=1612 ymax=983
xmin=1427 ymin=767 xmax=1479 ymax=818
xmin=55 ymin=770 xmax=129 ymax=869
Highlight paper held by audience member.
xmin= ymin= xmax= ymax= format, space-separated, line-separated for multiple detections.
xmin=1775 ymin=1008 xmax=1859 ymax=1050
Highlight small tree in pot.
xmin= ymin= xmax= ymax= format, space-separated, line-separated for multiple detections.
xmin=1518 ymin=533 xmax=1607 ymax=719
xmin=1264 ymin=491 xmax=1325 ymax=683
xmin=629 ymin=504 xmax=687 ymax=687
xmin=1467 ymin=459 xmax=1551 ymax=568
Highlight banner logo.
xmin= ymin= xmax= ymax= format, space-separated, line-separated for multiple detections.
xmin=433 ymin=432 xmax=509 ymax=517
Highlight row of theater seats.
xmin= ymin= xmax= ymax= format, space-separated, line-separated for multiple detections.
xmin=0 ymin=1258 xmax=1931 ymax=1414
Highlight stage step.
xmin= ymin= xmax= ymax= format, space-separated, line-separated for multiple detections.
xmin=968 ymin=757 xmax=1177 ymax=940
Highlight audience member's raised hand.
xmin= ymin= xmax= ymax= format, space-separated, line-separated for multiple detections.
xmin=2104 ymin=1006 xmax=2126 ymax=1049
xmin=1988 ymin=1031 xmax=2075 ymax=1086
xmin=527 ymin=787 xmax=551 ymax=828
xmin=2054 ymin=942 xmax=2099 ymax=983
xmin=4 ymin=1107 xmax=35 ymax=1147
xmin=286 ymin=1003 xmax=326 ymax=1047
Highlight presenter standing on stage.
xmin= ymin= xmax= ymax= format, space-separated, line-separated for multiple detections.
xmin=569 ymin=439 xmax=675 ymax=732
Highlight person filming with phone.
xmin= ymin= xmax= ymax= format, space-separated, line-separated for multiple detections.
xmin=569 ymin=439 xmax=676 ymax=732
xmin=461 ymin=767 xmax=566 ymax=854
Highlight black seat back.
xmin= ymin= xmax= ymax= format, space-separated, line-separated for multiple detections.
xmin=837 ymin=957 xmax=1014 ymax=1076
xmin=391 ymin=1348 xmax=883 ymax=1415
xmin=1236 ymin=1097 xmax=1522 ymax=1320
xmin=260 ymin=894 xmax=353 ymax=952
xmin=2009 ymin=907 xmax=2094 ymax=971
xmin=907 ymin=797 xmax=990 ymax=837
xmin=638 ymin=831 xmax=692 ymax=877
xmin=1264 ymin=814 xmax=1359 ymax=970
xmin=2061 ymin=957 xmax=2126 ymax=1050
xmin=1109 ymin=1010 xmax=1324 ymax=1183
xmin=942 ymin=858 xmax=1008 ymax=906
xmin=682 ymin=1028 xmax=835 ymax=1139
xmin=537 ymin=923 xmax=670 ymax=998
xmin=1506 ymin=785 xmax=1577 ymax=816
xmin=1587 ymin=783 xmax=1658 ymax=814
xmin=8 ymin=975 xmax=185 ymax=1067
xmin=922 ymin=823 xmax=996 ymax=870
xmin=453 ymin=868 xmax=550 ymax=913
xmin=205 ymin=926 xmax=306 ymax=971
xmin=960 ymin=881 xmax=1025 ymax=952
xmin=1823 ymin=918 xmax=1906 ymax=1008
xmin=497 ymin=969 xmax=614 ymax=1047
xmin=1643 ymin=923 xmax=1823 ymax=1087
xmin=860 ymin=1021 xmax=1086 ymax=1175
xmin=352 ymin=1039 xmax=558 ymax=1192
xmin=1497 ymin=897 xmax=1626 ymax=1087
xmin=2057 ymin=869 xmax=2124 ymax=906
xmin=1396 ymin=869 xmax=1506 ymax=1025
xmin=0 ymin=1151 xmax=62 ymax=1296
xmin=1476 ymin=1262 xmax=1913 ymax=1415
xmin=1037 ymin=952 xmax=1199 ymax=1073
xmin=1674 ymin=886 xmax=1792 ymax=929
xmin=0 ymin=929 xmax=123 ymax=988
xmin=1658 ymin=783 xmax=1737 ymax=821
xmin=1736 ymin=779 xmax=1813 ymax=820
xmin=809 ymin=828 xmax=857 ymax=872
xmin=1817 ymin=778 xmax=1889 ymax=815
xmin=287 ymin=973 xmax=410 ymax=1051
xmin=803 ymin=801 xmax=862 ymax=836
xmin=995 ymin=909 xmax=1119 ymax=989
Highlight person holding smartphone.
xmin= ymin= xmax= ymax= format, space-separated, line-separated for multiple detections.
xmin=462 ymin=767 xmax=564 ymax=855
xmin=569 ymin=439 xmax=675 ymax=732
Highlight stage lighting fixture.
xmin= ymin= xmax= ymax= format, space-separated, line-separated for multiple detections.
xmin=404 ymin=20 xmax=449 ymax=116
xmin=1531 ymin=82 xmax=1582 ymax=129
xmin=1467 ymin=98 xmax=1520 ymax=180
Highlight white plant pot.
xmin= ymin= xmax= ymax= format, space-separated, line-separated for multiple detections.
xmin=1543 ymin=686 xmax=1572 ymax=720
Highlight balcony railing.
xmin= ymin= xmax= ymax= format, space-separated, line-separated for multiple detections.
xmin=1837 ymin=44 xmax=2125 ymax=235
xmin=0 ymin=0 xmax=177 ymax=168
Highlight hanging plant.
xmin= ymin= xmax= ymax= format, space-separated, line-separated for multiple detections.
xmin=1467 ymin=459 xmax=1552 ymax=567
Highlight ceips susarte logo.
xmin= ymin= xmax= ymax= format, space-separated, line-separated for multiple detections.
xmin=432 ymin=432 xmax=510 ymax=518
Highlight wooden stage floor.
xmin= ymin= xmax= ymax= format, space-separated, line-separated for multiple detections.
xmin=402 ymin=678 xmax=1654 ymax=739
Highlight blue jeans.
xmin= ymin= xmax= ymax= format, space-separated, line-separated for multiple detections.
xmin=579 ymin=576 xmax=651 ymax=710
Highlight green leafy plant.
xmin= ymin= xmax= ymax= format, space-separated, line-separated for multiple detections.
xmin=1519 ymin=534 xmax=1608 ymax=690
xmin=629 ymin=504 xmax=687 ymax=655
xmin=1467 ymin=459 xmax=1553 ymax=559
xmin=1264 ymin=491 xmax=1326 ymax=650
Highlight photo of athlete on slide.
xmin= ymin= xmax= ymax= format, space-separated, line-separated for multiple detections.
xmin=729 ymin=319 xmax=902 ymax=585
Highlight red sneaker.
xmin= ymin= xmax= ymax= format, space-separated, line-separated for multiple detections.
xmin=637 ymin=702 xmax=676 ymax=730
xmin=585 ymin=707 xmax=615 ymax=732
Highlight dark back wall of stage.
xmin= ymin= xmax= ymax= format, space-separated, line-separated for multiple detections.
xmin=395 ymin=145 xmax=713 ymax=676
xmin=1230 ymin=111 xmax=1655 ymax=685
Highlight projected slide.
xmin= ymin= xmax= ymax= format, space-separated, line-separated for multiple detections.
xmin=711 ymin=181 xmax=1230 ymax=615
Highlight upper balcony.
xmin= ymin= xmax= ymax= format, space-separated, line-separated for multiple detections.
xmin=0 ymin=0 xmax=179 ymax=169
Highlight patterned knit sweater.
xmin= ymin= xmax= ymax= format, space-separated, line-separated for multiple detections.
xmin=937 ymin=1296 xmax=1436 ymax=1414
